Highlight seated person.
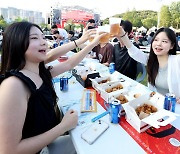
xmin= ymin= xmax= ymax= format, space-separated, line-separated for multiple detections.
xmin=68 ymin=30 xmax=78 ymax=41
xmin=147 ymin=32 xmax=155 ymax=44
xmin=138 ymin=32 xmax=148 ymax=46
xmin=91 ymin=42 xmax=113 ymax=66
xmin=112 ymin=20 xmax=139 ymax=80
xmin=53 ymin=30 xmax=63 ymax=46
xmin=51 ymin=24 xmax=68 ymax=44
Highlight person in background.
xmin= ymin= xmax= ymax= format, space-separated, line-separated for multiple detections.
xmin=92 ymin=41 xmax=113 ymax=66
xmin=147 ymin=31 xmax=155 ymax=45
xmin=112 ymin=20 xmax=139 ymax=80
xmin=68 ymin=30 xmax=78 ymax=52
xmin=176 ymin=32 xmax=180 ymax=51
xmin=68 ymin=30 xmax=78 ymax=41
xmin=138 ymin=32 xmax=148 ymax=46
xmin=87 ymin=19 xmax=95 ymax=29
xmin=53 ymin=30 xmax=63 ymax=46
xmin=51 ymin=24 xmax=68 ymax=44
xmin=0 ymin=21 xmax=106 ymax=154
xmin=78 ymin=31 xmax=83 ymax=39
xmin=117 ymin=26 xmax=180 ymax=103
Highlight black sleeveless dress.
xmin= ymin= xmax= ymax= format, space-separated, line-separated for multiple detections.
xmin=0 ymin=70 xmax=59 ymax=139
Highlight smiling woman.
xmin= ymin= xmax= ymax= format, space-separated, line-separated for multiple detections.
xmin=0 ymin=21 xmax=107 ymax=153
xmin=116 ymin=26 xmax=180 ymax=103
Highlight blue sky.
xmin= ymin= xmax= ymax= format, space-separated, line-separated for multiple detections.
xmin=1 ymin=0 xmax=179 ymax=19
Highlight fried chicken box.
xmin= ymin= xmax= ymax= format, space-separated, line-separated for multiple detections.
xmin=122 ymin=93 xmax=179 ymax=133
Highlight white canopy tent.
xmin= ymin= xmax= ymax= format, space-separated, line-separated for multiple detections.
xmin=137 ymin=26 xmax=147 ymax=33
xmin=169 ymin=26 xmax=176 ymax=32
xmin=149 ymin=26 xmax=157 ymax=32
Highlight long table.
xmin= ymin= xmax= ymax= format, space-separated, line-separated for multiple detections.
xmin=54 ymin=76 xmax=145 ymax=154
xmin=51 ymin=58 xmax=180 ymax=154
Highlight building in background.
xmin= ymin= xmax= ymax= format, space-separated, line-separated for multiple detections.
xmin=0 ymin=7 xmax=44 ymax=25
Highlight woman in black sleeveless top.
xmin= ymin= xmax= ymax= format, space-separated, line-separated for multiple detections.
xmin=0 ymin=22 xmax=106 ymax=153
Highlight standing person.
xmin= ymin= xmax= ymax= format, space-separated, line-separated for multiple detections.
xmin=51 ymin=24 xmax=68 ymax=44
xmin=0 ymin=21 xmax=106 ymax=154
xmin=112 ymin=20 xmax=139 ymax=80
xmin=92 ymin=42 xmax=113 ymax=66
xmin=117 ymin=26 xmax=180 ymax=103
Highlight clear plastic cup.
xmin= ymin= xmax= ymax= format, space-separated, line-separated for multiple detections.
xmin=109 ymin=18 xmax=121 ymax=36
xmin=97 ymin=25 xmax=110 ymax=43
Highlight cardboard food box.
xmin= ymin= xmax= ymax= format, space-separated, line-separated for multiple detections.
xmin=109 ymin=86 xmax=151 ymax=115
xmin=122 ymin=93 xmax=179 ymax=133
xmin=90 ymin=76 xmax=118 ymax=93
xmin=100 ymin=81 xmax=130 ymax=103
xmin=110 ymin=91 xmax=136 ymax=115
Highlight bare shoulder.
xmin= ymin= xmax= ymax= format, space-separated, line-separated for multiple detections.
xmin=0 ymin=76 xmax=30 ymax=100
xmin=1 ymin=76 xmax=25 ymax=89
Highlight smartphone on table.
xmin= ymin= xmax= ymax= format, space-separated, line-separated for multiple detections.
xmin=81 ymin=120 xmax=109 ymax=144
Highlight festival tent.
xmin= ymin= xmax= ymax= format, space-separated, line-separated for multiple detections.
xmin=149 ymin=26 xmax=157 ymax=32
xmin=169 ymin=26 xmax=176 ymax=32
xmin=137 ymin=26 xmax=147 ymax=33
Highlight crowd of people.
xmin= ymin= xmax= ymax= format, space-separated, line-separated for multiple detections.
xmin=0 ymin=17 xmax=180 ymax=154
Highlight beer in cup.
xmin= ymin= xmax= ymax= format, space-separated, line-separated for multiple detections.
xmin=89 ymin=37 xmax=95 ymax=42
xmin=97 ymin=25 xmax=110 ymax=43
xmin=109 ymin=18 xmax=121 ymax=37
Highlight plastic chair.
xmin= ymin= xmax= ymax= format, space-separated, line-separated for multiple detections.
xmin=136 ymin=62 xmax=147 ymax=82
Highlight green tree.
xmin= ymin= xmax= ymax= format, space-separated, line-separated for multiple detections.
xmin=169 ymin=1 xmax=180 ymax=29
xmin=122 ymin=11 xmax=135 ymax=22
xmin=64 ymin=19 xmax=76 ymax=31
xmin=40 ymin=23 xmax=50 ymax=29
xmin=159 ymin=5 xmax=171 ymax=27
xmin=113 ymin=10 xmax=157 ymax=28
xmin=132 ymin=17 xmax=142 ymax=28
xmin=14 ymin=17 xmax=24 ymax=22
xmin=142 ymin=18 xmax=157 ymax=29
xmin=102 ymin=18 xmax=109 ymax=25
xmin=0 ymin=15 xmax=8 ymax=30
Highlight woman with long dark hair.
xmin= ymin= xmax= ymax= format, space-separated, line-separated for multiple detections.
xmin=116 ymin=27 xmax=180 ymax=103
xmin=0 ymin=21 xmax=106 ymax=154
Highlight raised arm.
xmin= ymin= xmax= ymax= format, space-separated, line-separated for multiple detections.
xmin=116 ymin=26 xmax=148 ymax=65
xmin=45 ymin=23 xmax=93 ymax=63
xmin=50 ymin=32 xmax=107 ymax=77
xmin=116 ymin=26 xmax=133 ymax=48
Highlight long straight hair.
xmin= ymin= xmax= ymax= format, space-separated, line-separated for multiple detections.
xmin=147 ymin=27 xmax=177 ymax=86
xmin=0 ymin=21 xmax=59 ymax=120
